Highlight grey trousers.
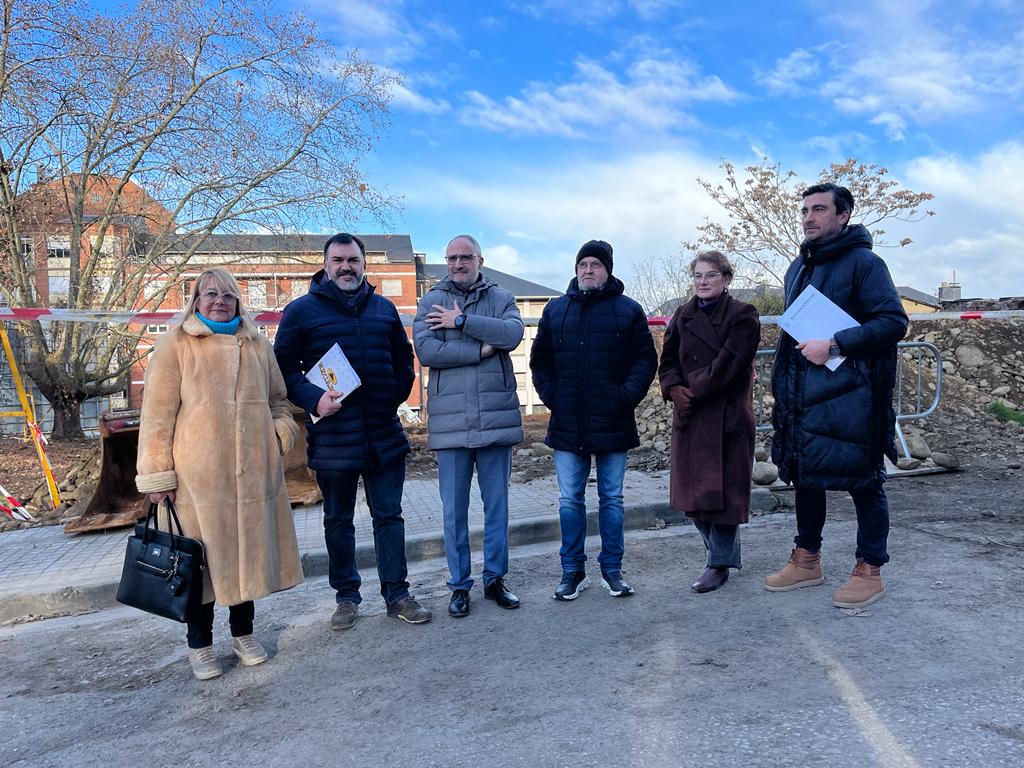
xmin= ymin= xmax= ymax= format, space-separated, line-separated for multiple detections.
xmin=691 ymin=519 xmax=741 ymax=569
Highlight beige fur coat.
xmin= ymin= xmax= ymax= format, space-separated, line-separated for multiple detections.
xmin=136 ymin=316 xmax=303 ymax=606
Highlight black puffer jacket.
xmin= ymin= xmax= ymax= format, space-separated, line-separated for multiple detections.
xmin=771 ymin=224 xmax=908 ymax=490
xmin=530 ymin=276 xmax=657 ymax=455
xmin=274 ymin=273 xmax=414 ymax=472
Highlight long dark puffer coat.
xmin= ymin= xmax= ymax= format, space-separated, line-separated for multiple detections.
xmin=771 ymin=224 xmax=909 ymax=490
xmin=530 ymin=276 xmax=657 ymax=455
xmin=658 ymin=294 xmax=760 ymax=523
xmin=274 ymin=273 xmax=414 ymax=472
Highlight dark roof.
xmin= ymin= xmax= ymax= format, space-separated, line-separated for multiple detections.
xmin=164 ymin=233 xmax=415 ymax=262
xmin=896 ymin=285 xmax=940 ymax=308
xmin=420 ymin=264 xmax=561 ymax=298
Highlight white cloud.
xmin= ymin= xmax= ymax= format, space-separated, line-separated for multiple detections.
xmin=628 ymin=0 xmax=689 ymax=20
xmin=388 ymin=81 xmax=451 ymax=114
xmin=404 ymin=151 xmax=725 ymax=291
xmin=461 ymin=55 xmax=739 ymax=137
xmin=514 ymin=0 xmax=622 ymax=24
xmin=888 ymin=141 xmax=1024 ymax=298
xmin=757 ymin=49 xmax=818 ymax=96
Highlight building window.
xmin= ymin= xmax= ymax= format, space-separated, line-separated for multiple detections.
xmin=47 ymin=237 xmax=71 ymax=259
xmin=146 ymin=323 xmax=169 ymax=334
xmin=366 ymin=252 xmax=387 ymax=264
xmin=380 ymin=279 xmax=403 ymax=297
xmin=143 ymin=281 xmax=165 ymax=300
xmin=48 ymin=274 xmax=69 ymax=297
xmin=20 ymin=237 xmax=33 ymax=259
xmin=248 ymin=281 xmax=267 ymax=308
xmin=291 ymin=281 xmax=307 ymax=300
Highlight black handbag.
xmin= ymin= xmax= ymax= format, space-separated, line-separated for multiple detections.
xmin=116 ymin=499 xmax=206 ymax=622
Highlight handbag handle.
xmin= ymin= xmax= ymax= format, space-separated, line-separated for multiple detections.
xmin=143 ymin=498 xmax=186 ymax=541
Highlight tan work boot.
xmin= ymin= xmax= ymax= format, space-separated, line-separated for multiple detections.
xmin=232 ymin=635 xmax=269 ymax=666
xmin=187 ymin=646 xmax=224 ymax=680
xmin=832 ymin=559 xmax=885 ymax=608
xmin=763 ymin=547 xmax=825 ymax=592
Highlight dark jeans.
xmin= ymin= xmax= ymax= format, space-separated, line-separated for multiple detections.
xmin=794 ymin=481 xmax=890 ymax=566
xmin=691 ymin=520 xmax=741 ymax=569
xmin=317 ymin=459 xmax=410 ymax=606
xmin=186 ymin=601 xmax=254 ymax=649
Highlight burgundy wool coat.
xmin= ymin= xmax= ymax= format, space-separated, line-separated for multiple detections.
xmin=658 ymin=294 xmax=760 ymax=525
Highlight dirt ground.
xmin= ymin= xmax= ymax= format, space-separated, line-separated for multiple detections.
xmin=1 ymin=466 xmax=1022 ymax=768
xmin=0 ymin=437 xmax=95 ymax=502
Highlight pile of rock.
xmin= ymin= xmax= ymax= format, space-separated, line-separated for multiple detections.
xmin=19 ymin=449 xmax=100 ymax=528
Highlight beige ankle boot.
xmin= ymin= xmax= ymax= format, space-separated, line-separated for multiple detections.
xmin=764 ymin=547 xmax=825 ymax=592
xmin=832 ymin=559 xmax=884 ymax=608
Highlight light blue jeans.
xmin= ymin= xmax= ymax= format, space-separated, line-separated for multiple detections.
xmin=436 ymin=446 xmax=513 ymax=592
xmin=553 ymin=450 xmax=627 ymax=575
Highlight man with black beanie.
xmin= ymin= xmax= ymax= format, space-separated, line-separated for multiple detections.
xmin=530 ymin=240 xmax=657 ymax=600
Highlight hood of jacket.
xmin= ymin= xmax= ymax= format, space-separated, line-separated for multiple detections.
xmin=799 ymin=223 xmax=873 ymax=266
xmin=565 ymin=274 xmax=625 ymax=302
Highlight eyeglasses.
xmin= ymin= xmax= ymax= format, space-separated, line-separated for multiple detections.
xmin=199 ymin=290 xmax=238 ymax=303
xmin=691 ymin=271 xmax=722 ymax=283
xmin=446 ymin=254 xmax=478 ymax=264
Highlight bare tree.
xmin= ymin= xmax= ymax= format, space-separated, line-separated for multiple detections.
xmin=0 ymin=0 xmax=398 ymax=437
xmin=632 ymin=157 xmax=936 ymax=313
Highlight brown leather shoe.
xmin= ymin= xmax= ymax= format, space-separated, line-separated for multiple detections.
xmin=832 ymin=559 xmax=885 ymax=608
xmin=387 ymin=595 xmax=432 ymax=624
xmin=764 ymin=547 xmax=825 ymax=592
xmin=330 ymin=602 xmax=358 ymax=631
xmin=691 ymin=566 xmax=729 ymax=594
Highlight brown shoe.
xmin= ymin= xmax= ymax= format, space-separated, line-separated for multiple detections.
xmin=691 ymin=566 xmax=729 ymax=594
xmin=330 ymin=602 xmax=358 ymax=631
xmin=832 ymin=559 xmax=885 ymax=608
xmin=764 ymin=547 xmax=825 ymax=592
xmin=187 ymin=646 xmax=224 ymax=680
xmin=387 ymin=595 xmax=432 ymax=625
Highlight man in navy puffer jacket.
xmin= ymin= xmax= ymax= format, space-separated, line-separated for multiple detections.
xmin=765 ymin=184 xmax=908 ymax=609
xmin=530 ymin=240 xmax=657 ymax=601
xmin=275 ymin=233 xmax=431 ymax=630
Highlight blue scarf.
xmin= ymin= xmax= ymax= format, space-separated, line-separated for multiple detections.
xmin=196 ymin=312 xmax=241 ymax=335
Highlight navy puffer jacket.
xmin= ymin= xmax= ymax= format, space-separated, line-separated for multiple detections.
xmin=530 ymin=276 xmax=657 ymax=455
xmin=771 ymin=224 xmax=908 ymax=490
xmin=274 ymin=273 xmax=414 ymax=471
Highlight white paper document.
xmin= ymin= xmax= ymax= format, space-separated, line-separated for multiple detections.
xmin=778 ymin=285 xmax=859 ymax=372
xmin=305 ymin=343 xmax=361 ymax=422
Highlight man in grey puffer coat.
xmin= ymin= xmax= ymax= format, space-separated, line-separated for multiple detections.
xmin=414 ymin=234 xmax=525 ymax=619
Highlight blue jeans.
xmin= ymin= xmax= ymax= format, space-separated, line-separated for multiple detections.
xmin=316 ymin=459 xmax=411 ymax=606
xmin=691 ymin=520 xmax=741 ymax=569
xmin=437 ymin=446 xmax=513 ymax=592
xmin=553 ymin=450 xmax=627 ymax=574
xmin=794 ymin=481 xmax=890 ymax=566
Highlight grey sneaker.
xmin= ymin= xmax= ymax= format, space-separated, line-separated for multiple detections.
xmin=387 ymin=595 xmax=432 ymax=624
xmin=187 ymin=646 xmax=224 ymax=680
xmin=330 ymin=601 xmax=358 ymax=631
xmin=232 ymin=634 xmax=269 ymax=666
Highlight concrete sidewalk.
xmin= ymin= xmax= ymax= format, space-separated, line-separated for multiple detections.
xmin=0 ymin=469 xmax=780 ymax=624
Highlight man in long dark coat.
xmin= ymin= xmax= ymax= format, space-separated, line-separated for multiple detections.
xmin=765 ymin=183 xmax=908 ymax=609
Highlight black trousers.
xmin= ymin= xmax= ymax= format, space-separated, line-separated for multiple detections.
xmin=793 ymin=481 xmax=890 ymax=567
xmin=185 ymin=601 xmax=254 ymax=649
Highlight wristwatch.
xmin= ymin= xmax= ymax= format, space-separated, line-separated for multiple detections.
xmin=454 ymin=314 xmax=466 ymax=330
xmin=828 ymin=339 xmax=841 ymax=358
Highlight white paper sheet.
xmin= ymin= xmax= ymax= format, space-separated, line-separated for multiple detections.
xmin=305 ymin=343 xmax=361 ymax=422
xmin=778 ymin=285 xmax=859 ymax=371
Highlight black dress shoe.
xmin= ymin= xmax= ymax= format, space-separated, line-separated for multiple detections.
xmin=691 ymin=566 xmax=730 ymax=594
xmin=448 ymin=589 xmax=470 ymax=618
xmin=483 ymin=578 xmax=520 ymax=609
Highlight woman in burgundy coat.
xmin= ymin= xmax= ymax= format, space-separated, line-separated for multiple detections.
xmin=658 ymin=252 xmax=761 ymax=593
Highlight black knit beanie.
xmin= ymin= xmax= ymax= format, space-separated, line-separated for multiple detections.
xmin=575 ymin=240 xmax=613 ymax=275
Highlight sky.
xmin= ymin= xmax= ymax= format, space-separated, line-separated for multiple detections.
xmin=288 ymin=0 xmax=1024 ymax=300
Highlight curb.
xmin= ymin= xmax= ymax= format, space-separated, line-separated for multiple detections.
xmin=1 ymin=489 xmax=780 ymax=626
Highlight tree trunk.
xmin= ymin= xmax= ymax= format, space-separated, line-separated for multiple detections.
xmin=50 ymin=396 xmax=85 ymax=440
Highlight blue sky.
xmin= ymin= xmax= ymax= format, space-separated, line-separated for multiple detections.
xmin=294 ymin=0 xmax=1024 ymax=300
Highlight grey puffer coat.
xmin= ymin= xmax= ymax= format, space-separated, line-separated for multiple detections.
xmin=414 ymin=273 xmax=524 ymax=450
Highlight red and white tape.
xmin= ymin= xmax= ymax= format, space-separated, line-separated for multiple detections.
xmin=0 ymin=482 xmax=34 ymax=522
xmin=2 ymin=306 xmax=1023 ymax=327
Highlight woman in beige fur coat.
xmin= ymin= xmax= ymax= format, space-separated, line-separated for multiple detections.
xmin=136 ymin=268 xmax=302 ymax=680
